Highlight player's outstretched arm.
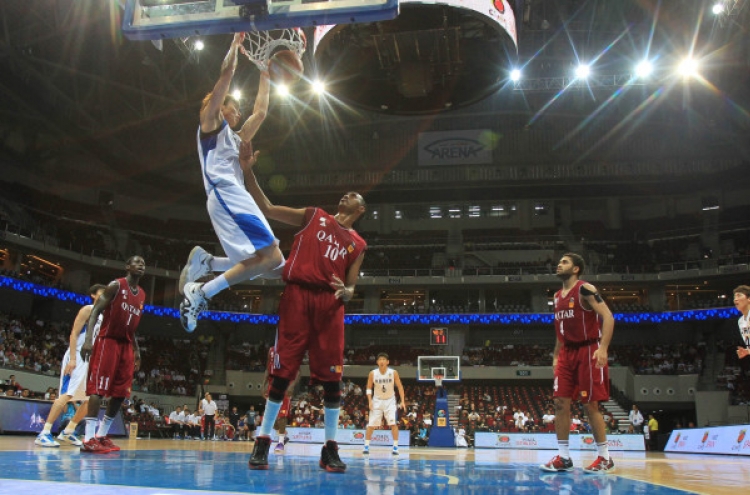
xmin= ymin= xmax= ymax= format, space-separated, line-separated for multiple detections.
xmin=200 ymin=33 xmax=244 ymax=133
xmin=64 ymin=305 xmax=93 ymax=376
xmin=240 ymin=142 xmax=306 ymax=226
xmin=81 ymin=281 xmax=118 ymax=361
xmin=581 ymin=282 xmax=614 ymax=368
xmin=237 ymin=71 xmax=270 ymax=142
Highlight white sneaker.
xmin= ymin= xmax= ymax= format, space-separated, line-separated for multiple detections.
xmin=56 ymin=432 xmax=83 ymax=446
xmin=180 ymin=282 xmax=208 ymax=333
xmin=392 ymin=446 xmax=399 ymax=456
xmin=35 ymin=433 xmax=60 ymax=448
xmin=179 ymin=246 xmax=213 ymax=295
xmin=363 ymin=445 xmax=369 ymax=455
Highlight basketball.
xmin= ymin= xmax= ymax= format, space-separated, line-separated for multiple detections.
xmin=268 ymin=50 xmax=304 ymax=85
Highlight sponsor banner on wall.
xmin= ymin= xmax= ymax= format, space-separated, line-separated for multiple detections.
xmin=417 ymin=130 xmax=493 ymax=166
xmin=475 ymin=432 xmax=645 ymax=451
xmin=285 ymin=427 xmax=410 ymax=446
xmin=665 ymin=425 xmax=750 ymax=456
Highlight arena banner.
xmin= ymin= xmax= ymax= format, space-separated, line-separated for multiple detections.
xmin=285 ymin=427 xmax=410 ymax=446
xmin=475 ymin=432 xmax=645 ymax=451
xmin=417 ymin=130 xmax=494 ymax=166
xmin=665 ymin=425 xmax=750 ymax=456
xmin=0 ymin=396 xmax=127 ymax=436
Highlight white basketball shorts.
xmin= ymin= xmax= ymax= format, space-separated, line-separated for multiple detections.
xmin=59 ymin=349 xmax=89 ymax=402
xmin=369 ymin=397 xmax=397 ymax=427
xmin=207 ymin=182 xmax=278 ymax=264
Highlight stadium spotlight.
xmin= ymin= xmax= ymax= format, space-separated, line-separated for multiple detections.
xmin=575 ymin=64 xmax=590 ymax=79
xmin=635 ymin=60 xmax=653 ymax=78
xmin=194 ymin=39 xmax=205 ymax=51
xmin=277 ymin=84 xmax=290 ymax=97
xmin=312 ymin=80 xmax=326 ymax=94
xmin=678 ymin=57 xmax=699 ymax=78
xmin=712 ymin=2 xmax=725 ymax=14
xmin=231 ymin=89 xmax=242 ymax=101
xmin=510 ymin=68 xmax=521 ymax=82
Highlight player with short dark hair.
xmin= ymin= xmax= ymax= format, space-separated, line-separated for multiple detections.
xmin=179 ymin=33 xmax=284 ymax=333
xmin=364 ymin=352 xmax=406 ymax=455
xmin=35 ymin=284 xmax=107 ymax=448
xmin=80 ymin=256 xmax=147 ymax=453
xmin=541 ymin=252 xmax=615 ymax=474
xmin=243 ymin=148 xmax=367 ymax=472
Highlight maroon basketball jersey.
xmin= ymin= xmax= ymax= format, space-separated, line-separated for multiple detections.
xmin=554 ymin=280 xmax=601 ymax=344
xmin=283 ymin=207 xmax=367 ymax=289
xmin=98 ymin=277 xmax=146 ymax=342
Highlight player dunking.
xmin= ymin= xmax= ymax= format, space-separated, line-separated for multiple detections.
xmin=179 ymin=33 xmax=284 ymax=333
xmin=541 ymin=252 xmax=615 ymax=474
xmin=243 ymin=144 xmax=367 ymax=472
xmin=364 ymin=352 xmax=406 ymax=455
xmin=35 ymin=284 xmax=107 ymax=448
xmin=80 ymin=256 xmax=147 ymax=453
xmin=262 ymin=346 xmax=300 ymax=454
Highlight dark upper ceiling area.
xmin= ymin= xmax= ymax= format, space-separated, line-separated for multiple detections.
xmin=0 ymin=1 xmax=748 ymax=211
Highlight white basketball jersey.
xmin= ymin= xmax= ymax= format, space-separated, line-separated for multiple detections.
xmin=76 ymin=310 xmax=103 ymax=353
xmin=372 ymin=368 xmax=395 ymax=400
xmin=197 ymin=121 xmax=244 ymax=193
xmin=739 ymin=313 xmax=750 ymax=347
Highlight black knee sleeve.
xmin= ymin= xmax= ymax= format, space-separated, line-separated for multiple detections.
xmin=269 ymin=376 xmax=290 ymax=402
xmin=322 ymin=381 xmax=341 ymax=408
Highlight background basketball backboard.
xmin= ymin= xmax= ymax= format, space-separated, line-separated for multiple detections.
xmin=417 ymin=356 xmax=461 ymax=383
xmin=122 ymin=0 xmax=400 ymax=40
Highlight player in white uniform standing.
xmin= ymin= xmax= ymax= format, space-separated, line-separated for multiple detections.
xmin=179 ymin=33 xmax=284 ymax=332
xmin=364 ymin=353 xmax=406 ymax=455
xmin=35 ymin=284 xmax=106 ymax=447
xmin=733 ymin=285 xmax=750 ymax=360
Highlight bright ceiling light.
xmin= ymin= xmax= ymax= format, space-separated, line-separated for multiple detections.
xmin=312 ymin=80 xmax=326 ymax=94
xmin=510 ymin=69 xmax=521 ymax=82
xmin=678 ymin=57 xmax=699 ymax=78
xmin=277 ymin=84 xmax=289 ymax=97
xmin=712 ymin=3 xmax=725 ymax=15
xmin=635 ymin=60 xmax=653 ymax=78
xmin=231 ymin=89 xmax=242 ymax=100
xmin=575 ymin=64 xmax=590 ymax=79
xmin=194 ymin=39 xmax=205 ymax=51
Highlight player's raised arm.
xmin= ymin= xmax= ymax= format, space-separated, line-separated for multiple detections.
xmin=237 ymin=71 xmax=270 ymax=142
xmin=200 ymin=33 xmax=244 ymax=133
xmin=81 ymin=281 xmax=118 ymax=361
xmin=240 ymin=142 xmax=306 ymax=226
xmin=580 ymin=282 xmax=614 ymax=368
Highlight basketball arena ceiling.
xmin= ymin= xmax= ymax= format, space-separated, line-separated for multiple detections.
xmin=0 ymin=1 xmax=747 ymax=208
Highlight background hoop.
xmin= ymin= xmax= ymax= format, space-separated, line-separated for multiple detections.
xmin=242 ymin=28 xmax=306 ymax=71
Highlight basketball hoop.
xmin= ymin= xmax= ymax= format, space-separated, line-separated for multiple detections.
xmin=434 ymin=375 xmax=444 ymax=388
xmin=242 ymin=28 xmax=307 ymax=71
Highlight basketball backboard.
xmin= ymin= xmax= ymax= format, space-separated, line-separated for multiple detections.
xmin=121 ymin=0 xmax=400 ymax=40
xmin=417 ymin=356 xmax=461 ymax=383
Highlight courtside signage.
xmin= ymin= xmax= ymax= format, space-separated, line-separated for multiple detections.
xmin=475 ymin=432 xmax=646 ymax=451
xmin=665 ymin=425 xmax=750 ymax=456
xmin=285 ymin=427 xmax=410 ymax=446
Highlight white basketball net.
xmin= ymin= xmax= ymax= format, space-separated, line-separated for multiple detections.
xmin=242 ymin=28 xmax=307 ymax=71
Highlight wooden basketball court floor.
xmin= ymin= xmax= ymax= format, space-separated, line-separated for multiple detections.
xmin=0 ymin=437 xmax=747 ymax=494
